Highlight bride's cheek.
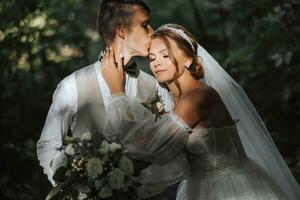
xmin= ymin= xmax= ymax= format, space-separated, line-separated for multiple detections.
xmin=149 ymin=64 xmax=155 ymax=72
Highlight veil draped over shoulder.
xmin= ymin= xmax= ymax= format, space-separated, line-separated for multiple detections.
xmin=196 ymin=43 xmax=300 ymax=199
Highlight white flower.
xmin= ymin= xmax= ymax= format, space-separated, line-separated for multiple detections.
xmin=94 ymin=179 xmax=104 ymax=190
xmin=81 ymin=131 xmax=92 ymax=141
xmin=98 ymin=186 xmax=112 ymax=198
xmin=99 ymin=140 xmax=110 ymax=155
xmin=110 ymin=142 xmax=121 ymax=153
xmin=77 ymin=192 xmax=88 ymax=200
xmin=108 ymin=168 xmax=125 ymax=189
xmin=118 ymin=156 xmax=134 ymax=176
xmin=64 ymin=136 xmax=75 ymax=143
xmin=86 ymin=158 xmax=103 ymax=179
xmin=156 ymin=102 xmax=164 ymax=112
xmin=65 ymin=144 xmax=75 ymax=156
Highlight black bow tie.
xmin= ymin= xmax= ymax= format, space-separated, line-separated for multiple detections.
xmin=98 ymin=52 xmax=140 ymax=77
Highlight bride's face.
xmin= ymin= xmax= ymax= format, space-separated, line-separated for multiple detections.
xmin=149 ymin=37 xmax=187 ymax=83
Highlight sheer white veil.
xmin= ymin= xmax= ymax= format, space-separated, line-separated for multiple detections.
xmin=197 ymin=43 xmax=300 ymax=199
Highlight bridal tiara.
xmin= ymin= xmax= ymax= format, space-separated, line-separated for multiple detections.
xmin=162 ymin=26 xmax=195 ymax=51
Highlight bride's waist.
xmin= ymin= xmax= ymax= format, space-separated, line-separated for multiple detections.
xmin=187 ymin=154 xmax=249 ymax=178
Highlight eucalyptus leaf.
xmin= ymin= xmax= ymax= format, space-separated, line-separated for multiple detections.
xmin=45 ymin=183 xmax=64 ymax=200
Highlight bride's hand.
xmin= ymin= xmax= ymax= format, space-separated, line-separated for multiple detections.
xmin=101 ymin=47 xmax=124 ymax=94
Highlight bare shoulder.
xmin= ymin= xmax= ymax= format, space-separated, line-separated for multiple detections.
xmin=202 ymin=85 xmax=221 ymax=102
xmin=188 ymin=85 xmax=220 ymax=104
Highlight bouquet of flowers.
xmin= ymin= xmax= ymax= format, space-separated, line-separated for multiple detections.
xmin=46 ymin=132 xmax=136 ymax=200
xmin=142 ymin=90 xmax=166 ymax=121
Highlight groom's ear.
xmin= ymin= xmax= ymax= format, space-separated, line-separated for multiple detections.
xmin=116 ymin=25 xmax=125 ymax=40
xmin=185 ymin=57 xmax=193 ymax=68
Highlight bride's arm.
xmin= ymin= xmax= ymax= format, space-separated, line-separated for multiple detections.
xmin=104 ymin=93 xmax=191 ymax=163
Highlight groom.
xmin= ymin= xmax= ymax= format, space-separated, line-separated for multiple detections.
xmin=37 ymin=0 xmax=185 ymax=199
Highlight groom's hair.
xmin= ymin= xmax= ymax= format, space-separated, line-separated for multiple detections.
xmin=97 ymin=0 xmax=151 ymax=45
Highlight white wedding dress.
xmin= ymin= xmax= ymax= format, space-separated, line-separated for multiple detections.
xmin=103 ymin=42 xmax=300 ymax=200
xmin=176 ymin=123 xmax=287 ymax=200
xmin=103 ymin=95 xmax=289 ymax=200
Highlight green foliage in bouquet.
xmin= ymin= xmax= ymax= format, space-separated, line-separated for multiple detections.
xmin=46 ymin=132 xmax=137 ymax=200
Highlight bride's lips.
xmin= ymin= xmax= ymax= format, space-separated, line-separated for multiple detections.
xmin=155 ymin=70 xmax=167 ymax=75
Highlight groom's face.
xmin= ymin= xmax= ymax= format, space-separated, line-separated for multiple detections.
xmin=123 ymin=6 xmax=153 ymax=57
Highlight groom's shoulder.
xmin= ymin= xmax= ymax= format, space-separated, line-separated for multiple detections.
xmin=73 ymin=61 xmax=97 ymax=76
xmin=59 ymin=62 xmax=97 ymax=85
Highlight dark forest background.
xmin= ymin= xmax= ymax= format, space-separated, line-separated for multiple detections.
xmin=0 ymin=0 xmax=299 ymax=199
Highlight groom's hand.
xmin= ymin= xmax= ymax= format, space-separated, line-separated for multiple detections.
xmin=101 ymin=47 xmax=125 ymax=94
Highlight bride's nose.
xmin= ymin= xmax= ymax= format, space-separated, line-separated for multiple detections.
xmin=153 ymin=60 xmax=161 ymax=68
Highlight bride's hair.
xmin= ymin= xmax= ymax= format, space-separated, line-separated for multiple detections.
xmin=97 ymin=0 xmax=150 ymax=45
xmin=153 ymin=24 xmax=204 ymax=96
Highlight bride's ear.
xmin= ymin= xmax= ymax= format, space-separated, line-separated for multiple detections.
xmin=116 ymin=25 xmax=125 ymax=39
xmin=185 ymin=57 xmax=193 ymax=68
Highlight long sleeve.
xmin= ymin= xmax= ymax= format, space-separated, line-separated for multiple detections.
xmin=103 ymin=93 xmax=191 ymax=199
xmin=103 ymin=94 xmax=191 ymax=164
xmin=135 ymin=152 xmax=189 ymax=199
xmin=36 ymin=78 xmax=76 ymax=185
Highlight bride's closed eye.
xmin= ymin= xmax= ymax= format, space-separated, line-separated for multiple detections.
xmin=149 ymin=54 xmax=156 ymax=62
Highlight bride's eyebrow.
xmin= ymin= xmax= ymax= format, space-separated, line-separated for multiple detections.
xmin=149 ymin=49 xmax=167 ymax=56
xmin=159 ymin=49 xmax=168 ymax=54
xmin=148 ymin=52 xmax=155 ymax=56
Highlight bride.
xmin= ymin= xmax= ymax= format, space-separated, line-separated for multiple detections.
xmin=101 ymin=24 xmax=300 ymax=199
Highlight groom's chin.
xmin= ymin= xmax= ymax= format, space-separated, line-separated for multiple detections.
xmin=138 ymin=46 xmax=151 ymax=57
xmin=132 ymin=51 xmax=148 ymax=58
xmin=139 ymin=49 xmax=150 ymax=57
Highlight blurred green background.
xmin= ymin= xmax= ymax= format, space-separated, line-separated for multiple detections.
xmin=0 ymin=0 xmax=299 ymax=199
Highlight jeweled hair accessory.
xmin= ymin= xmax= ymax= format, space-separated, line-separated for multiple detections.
xmin=162 ymin=26 xmax=195 ymax=51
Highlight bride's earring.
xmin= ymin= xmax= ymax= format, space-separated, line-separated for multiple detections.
xmin=185 ymin=57 xmax=193 ymax=69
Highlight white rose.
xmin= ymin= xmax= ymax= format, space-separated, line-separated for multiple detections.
xmin=94 ymin=179 xmax=104 ymax=190
xmin=110 ymin=142 xmax=121 ymax=153
xmin=77 ymin=192 xmax=88 ymax=200
xmin=156 ymin=102 xmax=164 ymax=112
xmin=65 ymin=144 xmax=75 ymax=156
xmin=99 ymin=140 xmax=110 ymax=155
xmin=98 ymin=186 xmax=112 ymax=198
xmin=81 ymin=131 xmax=92 ymax=141
xmin=108 ymin=168 xmax=125 ymax=189
xmin=118 ymin=156 xmax=134 ymax=176
xmin=86 ymin=158 xmax=103 ymax=179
